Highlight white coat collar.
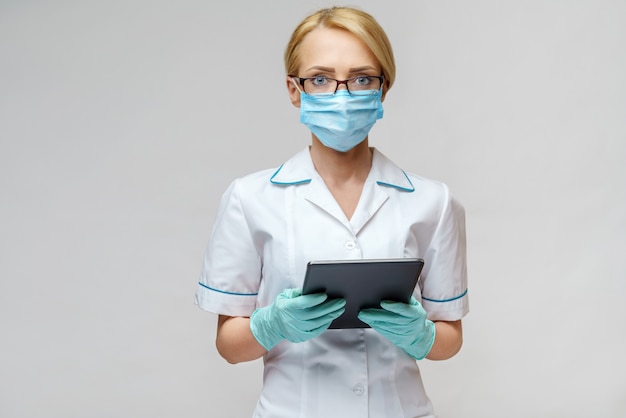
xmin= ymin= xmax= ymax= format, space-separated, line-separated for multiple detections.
xmin=270 ymin=147 xmax=415 ymax=192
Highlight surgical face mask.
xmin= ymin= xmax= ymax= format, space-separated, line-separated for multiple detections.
xmin=299 ymin=89 xmax=384 ymax=152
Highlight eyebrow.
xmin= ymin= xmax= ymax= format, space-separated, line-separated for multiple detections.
xmin=304 ymin=65 xmax=379 ymax=73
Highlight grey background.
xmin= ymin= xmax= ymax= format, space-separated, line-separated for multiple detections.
xmin=1 ymin=0 xmax=625 ymax=417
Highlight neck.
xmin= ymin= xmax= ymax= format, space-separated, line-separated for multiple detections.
xmin=309 ymin=136 xmax=373 ymax=184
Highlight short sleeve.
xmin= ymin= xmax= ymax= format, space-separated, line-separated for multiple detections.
xmin=195 ymin=179 xmax=261 ymax=317
xmin=420 ymin=185 xmax=469 ymax=321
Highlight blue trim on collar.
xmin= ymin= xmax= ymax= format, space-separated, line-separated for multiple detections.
xmin=198 ymin=282 xmax=258 ymax=296
xmin=376 ymin=170 xmax=415 ymax=192
xmin=422 ymin=289 xmax=468 ymax=303
xmin=269 ymin=164 xmax=312 ymax=185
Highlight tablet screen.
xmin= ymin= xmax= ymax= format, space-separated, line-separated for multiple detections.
xmin=302 ymin=258 xmax=424 ymax=329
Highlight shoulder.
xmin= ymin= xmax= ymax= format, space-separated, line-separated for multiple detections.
xmin=405 ymin=171 xmax=452 ymax=200
xmin=221 ymin=148 xmax=312 ymax=201
xmin=373 ymin=148 xmax=459 ymax=205
xmin=232 ymin=167 xmax=278 ymax=189
xmin=220 ymin=168 xmax=278 ymax=207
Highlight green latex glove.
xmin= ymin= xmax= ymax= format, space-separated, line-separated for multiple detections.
xmin=358 ymin=297 xmax=436 ymax=360
xmin=250 ymin=288 xmax=346 ymax=351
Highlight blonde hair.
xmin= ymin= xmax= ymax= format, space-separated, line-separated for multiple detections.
xmin=284 ymin=6 xmax=396 ymax=89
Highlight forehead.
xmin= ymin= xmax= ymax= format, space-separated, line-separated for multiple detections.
xmin=297 ymin=27 xmax=379 ymax=73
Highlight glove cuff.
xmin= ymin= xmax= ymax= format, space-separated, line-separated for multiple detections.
xmin=249 ymin=306 xmax=283 ymax=351
xmin=408 ymin=319 xmax=436 ymax=360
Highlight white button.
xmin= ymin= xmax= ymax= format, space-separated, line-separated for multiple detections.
xmin=352 ymin=384 xmax=365 ymax=396
xmin=345 ymin=240 xmax=356 ymax=250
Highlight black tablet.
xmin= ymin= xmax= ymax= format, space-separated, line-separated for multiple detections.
xmin=302 ymin=258 xmax=424 ymax=329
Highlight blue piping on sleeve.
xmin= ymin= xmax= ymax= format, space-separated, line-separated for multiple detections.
xmin=198 ymin=282 xmax=258 ymax=296
xmin=422 ymin=288 xmax=468 ymax=303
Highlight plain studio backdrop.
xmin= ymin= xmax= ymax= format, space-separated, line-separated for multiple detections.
xmin=1 ymin=0 xmax=625 ymax=417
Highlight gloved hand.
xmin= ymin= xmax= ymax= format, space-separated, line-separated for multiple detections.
xmin=358 ymin=297 xmax=436 ymax=360
xmin=250 ymin=288 xmax=346 ymax=351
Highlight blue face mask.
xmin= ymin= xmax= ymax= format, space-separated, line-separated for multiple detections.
xmin=299 ymin=89 xmax=384 ymax=152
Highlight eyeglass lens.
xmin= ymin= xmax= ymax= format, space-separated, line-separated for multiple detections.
xmin=302 ymin=76 xmax=382 ymax=94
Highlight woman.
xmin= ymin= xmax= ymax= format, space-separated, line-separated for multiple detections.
xmin=196 ymin=6 xmax=469 ymax=418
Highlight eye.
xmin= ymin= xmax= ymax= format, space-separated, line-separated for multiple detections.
xmin=310 ymin=76 xmax=329 ymax=86
xmin=353 ymin=76 xmax=373 ymax=86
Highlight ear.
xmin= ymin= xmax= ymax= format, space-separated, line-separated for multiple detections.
xmin=381 ymin=79 xmax=390 ymax=102
xmin=286 ymin=76 xmax=301 ymax=108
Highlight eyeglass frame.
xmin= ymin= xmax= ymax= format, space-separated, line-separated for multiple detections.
xmin=289 ymin=75 xmax=385 ymax=95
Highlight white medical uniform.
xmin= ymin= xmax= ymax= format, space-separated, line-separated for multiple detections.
xmin=196 ymin=147 xmax=469 ymax=418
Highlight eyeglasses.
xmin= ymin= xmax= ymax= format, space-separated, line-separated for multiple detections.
xmin=290 ymin=75 xmax=384 ymax=95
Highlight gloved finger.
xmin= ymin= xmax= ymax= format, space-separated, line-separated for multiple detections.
xmin=281 ymin=288 xmax=303 ymax=298
xmin=358 ymin=311 xmax=388 ymax=328
xmin=305 ymin=317 xmax=341 ymax=337
xmin=288 ymin=292 xmax=329 ymax=309
xmin=288 ymin=318 xmax=339 ymax=342
xmin=279 ymin=288 xmax=329 ymax=307
xmin=293 ymin=298 xmax=346 ymax=320
xmin=286 ymin=305 xmax=345 ymax=333
xmin=358 ymin=308 xmax=413 ymax=326
xmin=379 ymin=299 xmax=426 ymax=319
xmin=356 ymin=315 xmax=409 ymax=340
xmin=302 ymin=304 xmax=346 ymax=329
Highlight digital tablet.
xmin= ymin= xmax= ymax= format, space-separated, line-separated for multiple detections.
xmin=302 ymin=258 xmax=424 ymax=329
